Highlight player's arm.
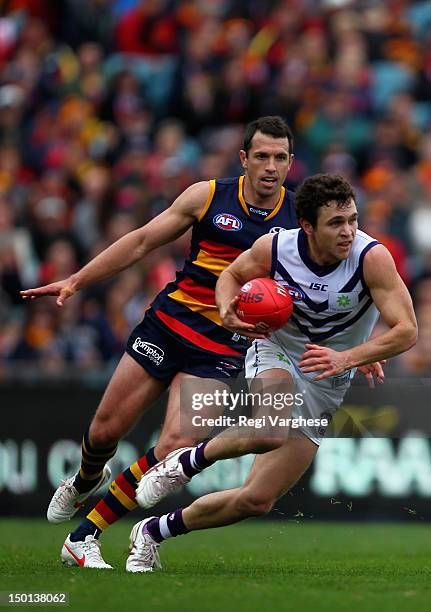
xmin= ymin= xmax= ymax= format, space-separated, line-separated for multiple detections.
xmin=300 ymin=245 xmax=418 ymax=379
xmin=216 ymin=233 xmax=273 ymax=338
xmin=20 ymin=182 xmax=210 ymax=306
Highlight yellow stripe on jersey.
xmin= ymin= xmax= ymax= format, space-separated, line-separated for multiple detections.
xmin=168 ymin=288 xmax=222 ymax=325
xmin=198 ymin=179 xmax=216 ymax=221
xmin=192 ymin=249 xmax=231 ymax=276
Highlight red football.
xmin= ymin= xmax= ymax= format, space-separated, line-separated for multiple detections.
xmin=236 ymin=278 xmax=293 ymax=332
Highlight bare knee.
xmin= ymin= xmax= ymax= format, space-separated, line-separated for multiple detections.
xmin=89 ymin=417 xmax=122 ymax=449
xmin=235 ymin=489 xmax=275 ymax=518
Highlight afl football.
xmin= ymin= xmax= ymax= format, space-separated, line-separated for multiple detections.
xmin=236 ymin=278 xmax=293 ymax=332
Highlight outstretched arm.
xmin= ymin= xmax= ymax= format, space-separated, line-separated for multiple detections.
xmin=300 ymin=244 xmax=418 ymax=380
xmin=215 ymin=233 xmax=273 ymax=338
xmin=20 ymin=182 xmax=211 ymax=306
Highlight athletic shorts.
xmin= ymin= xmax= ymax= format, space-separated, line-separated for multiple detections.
xmin=126 ymin=310 xmax=244 ymax=383
xmin=244 ymin=337 xmax=351 ymax=446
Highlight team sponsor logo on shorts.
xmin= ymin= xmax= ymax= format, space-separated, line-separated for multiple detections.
xmin=132 ymin=338 xmax=164 ymax=365
xmin=285 ymin=285 xmax=305 ymax=301
xmin=269 ymin=226 xmax=287 ymax=234
xmin=213 ymin=213 xmax=243 ymax=231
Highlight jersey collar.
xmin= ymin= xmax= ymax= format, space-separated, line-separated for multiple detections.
xmin=298 ymin=229 xmax=341 ymax=277
xmin=238 ymin=175 xmax=285 ymax=221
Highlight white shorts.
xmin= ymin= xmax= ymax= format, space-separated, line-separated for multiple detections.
xmin=244 ymin=337 xmax=351 ymax=445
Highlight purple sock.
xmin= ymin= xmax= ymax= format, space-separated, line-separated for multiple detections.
xmin=179 ymin=439 xmax=214 ymax=478
xmin=145 ymin=509 xmax=189 ymax=543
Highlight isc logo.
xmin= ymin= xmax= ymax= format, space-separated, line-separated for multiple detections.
xmin=213 ymin=213 xmax=243 ymax=231
xmin=309 ymin=282 xmax=328 ymax=291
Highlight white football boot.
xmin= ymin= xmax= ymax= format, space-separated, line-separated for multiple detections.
xmin=61 ymin=534 xmax=112 ymax=569
xmin=47 ymin=465 xmax=112 ymax=523
xmin=126 ymin=518 xmax=162 ymax=573
xmin=136 ymin=448 xmax=191 ymax=509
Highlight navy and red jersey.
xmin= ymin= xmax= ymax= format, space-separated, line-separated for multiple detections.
xmin=149 ymin=176 xmax=298 ymax=357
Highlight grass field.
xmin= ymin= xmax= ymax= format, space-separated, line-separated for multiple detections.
xmin=1 ymin=519 xmax=430 ymax=611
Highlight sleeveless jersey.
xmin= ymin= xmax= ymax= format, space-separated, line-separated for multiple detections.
xmin=150 ymin=176 xmax=298 ymax=356
xmin=271 ymin=228 xmax=380 ymax=377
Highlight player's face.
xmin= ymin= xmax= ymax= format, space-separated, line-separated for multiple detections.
xmin=240 ymin=132 xmax=293 ymax=201
xmin=307 ymin=199 xmax=358 ymax=264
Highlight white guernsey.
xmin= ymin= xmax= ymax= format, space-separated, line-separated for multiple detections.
xmin=244 ymin=227 xmax=380 ymax=444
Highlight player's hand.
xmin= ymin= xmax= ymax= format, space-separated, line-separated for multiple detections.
xmin=299 ymin=343 xmax=350 ymax=381
xmin=20 ymin=278 xmax=77 ymax=307
xmin=357 ymin=360 xmax=386 ymax=388
xmin=220 ymin=295 xmax=268 ymax=340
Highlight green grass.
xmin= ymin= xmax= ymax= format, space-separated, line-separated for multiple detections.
xmin=1 ymin=520 xmax=431 ymax=611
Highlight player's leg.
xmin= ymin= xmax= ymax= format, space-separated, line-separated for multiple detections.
xmin=76 ymin=353 xmax=168 ymax=488
xmin=75 ymin=372 xmax=209 ymax=542
xmin=136 ymin=368 xmax=293 ymax=508
xmin=61 ymin=346 xmax=238 ymax=567
xmin=48 ymin=353 xmax=167 ymax=523
xmin=126 ymin=433 xmax=317 ymax=572
xmin=57 ymin=355 xmax=171 ymax=569
xmin=153 ymin=344 xmax=245 ymax=460
xmin=49 ymin=310 xmax=180 ymax=529
xmin=153 ymin=373 xmax=219 ymax=460
xmin=181 ymin=433 xmax=317 ymax=528
xmin=61 ymin=368 xmax=232 ymax=568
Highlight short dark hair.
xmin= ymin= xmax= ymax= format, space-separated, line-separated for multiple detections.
xmin=295 ymin=174 xmax=356 ymax=228
xmin=243 ymin=116 xmax=294 ymax=155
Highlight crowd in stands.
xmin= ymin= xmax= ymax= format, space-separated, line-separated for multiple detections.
xmin=1 ymin=0 xmax=431 ymax=379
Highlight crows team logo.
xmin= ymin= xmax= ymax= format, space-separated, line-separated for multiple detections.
xmin=213 ymin=213 xmax=243 ymax=231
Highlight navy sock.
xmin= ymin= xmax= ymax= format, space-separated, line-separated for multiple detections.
xmin=70 ymin=518 xmax=101 ymax=542
xmin=73 ymin=428 xmax=117 ymax=494
xmin=179 ymin=439 xmax=213 ymax=478
xmin=146 ymin=446 xmax=159 ymax=468
xmin=145 ymin=509 xmax=189 ymax=543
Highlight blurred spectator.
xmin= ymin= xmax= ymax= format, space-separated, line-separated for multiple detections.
xmin=0 ymin=194 xmax=39 ymax=303
xmin=115 ymin=0 xmax=180 ymax=56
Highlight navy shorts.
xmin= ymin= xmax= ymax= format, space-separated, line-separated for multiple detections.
xmin=126 ymin=311 xmax=244 ymax=382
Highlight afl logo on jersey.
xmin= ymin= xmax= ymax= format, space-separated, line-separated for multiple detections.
xmin=213 ymin=213 xmax=243 ymax=231
xmin=285 ymin=285 xmax=305 ymax=301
